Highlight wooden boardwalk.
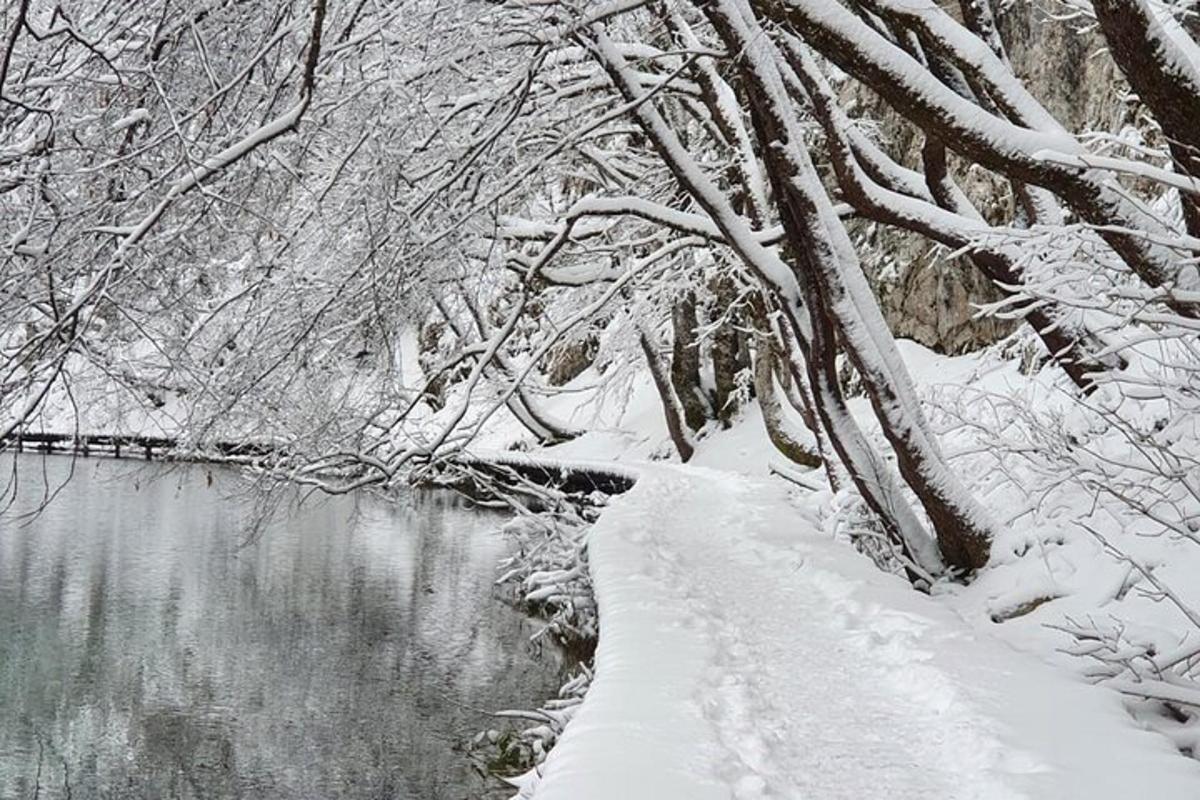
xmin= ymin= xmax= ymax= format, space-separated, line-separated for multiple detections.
xmin=0 ymin=431 xmax=273 ymax=461
xmin=1 ymin=432 xmax=636 ymax=498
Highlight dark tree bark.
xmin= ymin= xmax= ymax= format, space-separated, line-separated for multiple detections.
xmin=710 ymin=277 xmax=745 ymax=427
xmin=1092 ymin=0 xmax=1200 ymax=240
xmin=670 ymin=292 xmax=711 ymax=433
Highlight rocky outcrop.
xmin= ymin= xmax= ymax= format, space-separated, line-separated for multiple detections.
xmin=848 ymin=4 xmax=1133 ymax=354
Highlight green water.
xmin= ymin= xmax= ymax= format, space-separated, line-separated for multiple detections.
xmin=0 ymin=454 xmax=559 ymax=799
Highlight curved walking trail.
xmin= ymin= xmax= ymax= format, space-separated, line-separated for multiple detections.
xmin=517 ymin=463 xmax=1200 ymax=799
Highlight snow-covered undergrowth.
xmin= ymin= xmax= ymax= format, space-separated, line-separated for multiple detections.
xmin=903 ymin=341 xmax=1200 ymax=757
xmin=496 ymin=510 xmax=599 ymax=657
xmin=464 ymin=492 xmax=605 ymax=791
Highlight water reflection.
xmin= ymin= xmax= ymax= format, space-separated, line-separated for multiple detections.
xmin=0 ymin=454 xmax=560 ymax=799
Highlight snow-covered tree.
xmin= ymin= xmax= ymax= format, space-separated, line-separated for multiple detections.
xmin=5 ymin=0 xmax=1200 ymax=582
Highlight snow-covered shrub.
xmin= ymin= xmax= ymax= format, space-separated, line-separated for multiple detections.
xmin=496 ymin=509 xmax=599 ymax=655
xmin=825 ymin=487 xmax=907 ymax=579
xmin=918 ymin=335 xmax=1200 ymax=756
xmin=470 ymin=665 xmax=593 ymax=798
xmin=465 ymin=489 xmax=606 ymax=795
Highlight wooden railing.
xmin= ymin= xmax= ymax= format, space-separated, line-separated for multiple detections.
xmin=0 ymin=431 xmax=273 ymax=461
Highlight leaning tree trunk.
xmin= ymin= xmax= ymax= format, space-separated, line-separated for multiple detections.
xmin=786 ymin=40 xmax=1120 ymax=394
xmin=588 ymin=25 xmax=946 ymax=581
xmin=1091 ymin=0 xmax=1200 ymax=241
xmin=706 ymin=0 xmax=995 ymax=571
xmin=755 ymin=333 xmax=822 ymax=468
xmin=641 ymin=325 xmax=696 ymax=462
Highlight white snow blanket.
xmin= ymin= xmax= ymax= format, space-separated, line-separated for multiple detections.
xmin=523 ymin=465 xmax=1200 ymax=799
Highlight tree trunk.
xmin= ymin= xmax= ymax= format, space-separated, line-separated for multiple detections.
xmin=641 ymin=327 xmax=695 ymax=462
xmin=1092 ymin=0 xmax=1200 ymax=240
xmin=755 ymin=334 xmax=822 ymax=468
xmin=670 ymin=292 xmax=711 ymax=433
xmin=707 ymin=1 xmax=995 ymax=571
xmin=709 ymin=274 xmax=747 ymax=427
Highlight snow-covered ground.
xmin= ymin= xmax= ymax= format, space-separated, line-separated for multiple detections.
xmin=515 ymin=463 xmax=1200 ymax=799
xmin=484 ymin=339 xmax=1200 ymax=798
xmin=20 ymin=338 xmax=1200 ymax=795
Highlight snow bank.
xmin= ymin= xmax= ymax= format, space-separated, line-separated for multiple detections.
xmin=521 ymin=464 xmax=1200 ymax=798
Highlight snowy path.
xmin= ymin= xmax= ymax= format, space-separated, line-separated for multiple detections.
xmin=525 ymin=465 xmax=1200 ymax=799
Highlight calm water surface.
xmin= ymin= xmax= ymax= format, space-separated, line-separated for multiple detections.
xmin=0 ymin=454 xmax=561 ymax=799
